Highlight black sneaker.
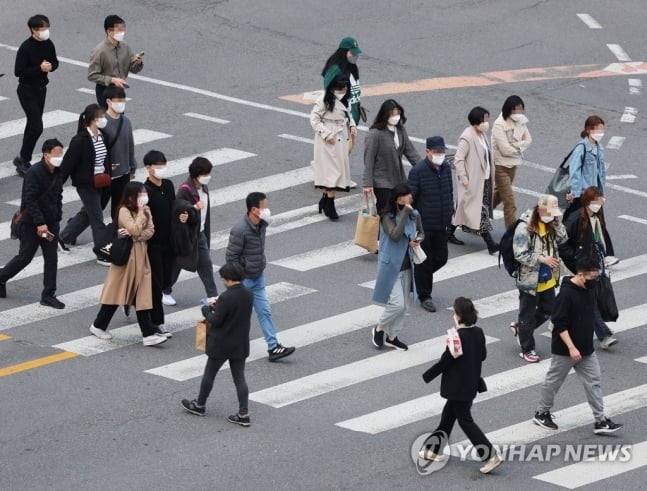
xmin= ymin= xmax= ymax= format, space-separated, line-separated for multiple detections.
xmin=57 ymin=239 xmax=71 ymax=254
xmin=40 ymin=295 xmax=65 ymax=309
xmin=594 ymin=417 xmax=623 ymax=434
xmin=181 ymin=399 xmax=205 ymax=416
xmin=227 ymin=414 xmax=251 ymax=427
xmin=268 ymin=344 xmax=295 ymax=362
xmin=372 ymin=326 xmax=384 ymax=348
xmin=384 ymin=337 xmax=408 ymax=351
xmin=533 ymin=411 xmax=558 ymax=430
xmin=13 ymin=156 xmax=29 ymax=177
xmin=0 ymin=282 xmax=6 ymax=298
xmin=421 ymin=298 xmax=437 ymax=312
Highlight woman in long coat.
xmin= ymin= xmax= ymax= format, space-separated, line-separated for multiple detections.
xmin=310 ymin=74 xmax=357 ymax=220
xmin=451 ymin=106 xmax=499 ymax=254
xmin=88 ymin=181 xmax=167 ymax=346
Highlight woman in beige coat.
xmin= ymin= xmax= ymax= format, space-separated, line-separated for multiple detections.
xmin=88 ymin=181 xmax=167 ymax=346
xmin=451 ymin=106 xmax=499 ymax=254
xmin=310 ymin=74 xmax=357 ymax=220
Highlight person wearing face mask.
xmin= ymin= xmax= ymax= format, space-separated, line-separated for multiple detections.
xmin=407 ymin=137 xmax=454 ymax=313
xmin=0 ymin=139 xmax=65 ymax=308
xmin=563 ymin=115 xmax=607 ymax=222
xmin=226 ymin=192 xmax=296 ymax=362
xmin=322 ymin=37 xmax=363 ymax=128
xmin=559 ymin=186 xmax=619 ymax=349
xmin=88 ymin=181 xmax=167 ymax=346
xmin=101 ymin=85 xmax=136 ymax=219
xmin=166 ymin=157 xmax=219 ymax=303
xmin=511 ymin=194 xmax=567 ymax=363
xmin=450 ymin=106 xmax=499 ymax=254
xmin=363 ymin=99 xmax=421 ymax=214
xmin=533 ymin=257 xmax=623 ymax=436
xmin=13 ymin=14 xmax=59 ymax=177
xmin=491 ymin=95 xmax=532 ymax=228
xmin=88 ymin=14 xmax=143 ymax=107
xmin=59 ymin=104 xmax=112 ymax=264
xmin=310 ymin=74 xmax=357 ymax=220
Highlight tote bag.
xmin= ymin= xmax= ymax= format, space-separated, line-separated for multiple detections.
xmin=195 ymin=319 xmax=208 ymax=351
xmin=353 ymin=192 xmax=379 ymax=254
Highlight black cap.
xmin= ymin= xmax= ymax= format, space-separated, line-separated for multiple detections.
xmin=426 ymin=136 xmax=447 ymax=150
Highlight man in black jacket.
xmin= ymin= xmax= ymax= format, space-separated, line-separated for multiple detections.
xmin=408 ymin=137 xmax=454 ymax=312
xmin=181 ymin=262 xmax=254 ymax=426
xmin=13 ymin=14 xmax=59 ymax=176
xmin=533 ymin=257 xmax=623 ymax=434
xmin=1 ymin=139 xmax=64 ymax=308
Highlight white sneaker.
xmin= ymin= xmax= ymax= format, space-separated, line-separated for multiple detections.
xmin=604 ymin=256 xmax=620 ymax=268
xmin=349 ymin=180 xmax=358 ymax=189
xmin=479 ymin=453 xmax=503 ymax=474
xmin=599 ymin=336 xmax=618 ymax=349
xmin=156 ymin=324 xmax=173 ymax=338
xmin=162 ymin=293 xmax=176 ymax=306
xmin=143 ymin=333 xmax=168 ymax=346
xmin=89 ymin=324 xmax=112 ymax=340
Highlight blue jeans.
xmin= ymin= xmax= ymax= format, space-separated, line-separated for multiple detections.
xmin=242 ymin=274 xmax=278 ymax=349
xmin=593 ymin=304 xmax=613 ymax=341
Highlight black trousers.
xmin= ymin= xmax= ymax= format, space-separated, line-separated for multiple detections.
xmin=95 ymin=84 xmax=107 ymax=108
xmin=426 ymin=399 xmax=494 ymax=461
xmin=17 ymin=83 xmax=47 ymax=163
xmin=93 ymin=303 xmax=157 ymax=336
xmin=197 ymin=357 xmax=248 ymax=414
xmin=518 ymin=289 xmax=555 ymax=353
xmin=373 ymin=187 xmax=392 ymax=215
xmin=110 ymin=173 xmax=131 ymax=220
xmin=414 ymin=229 xmax=449 ymax=301
xmin=0 ymin=222 xmax=58 ymax=298
xmin=563 ymin=197 xmax=582 ymax=223
xmin=147 ymin=242 xmax=175 ymax=326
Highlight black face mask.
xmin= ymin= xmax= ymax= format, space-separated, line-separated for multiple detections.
xmin=584 ymin=279 xmax=597 ymax=290
xmin=397 ymin=204 xmax=405 ymax=210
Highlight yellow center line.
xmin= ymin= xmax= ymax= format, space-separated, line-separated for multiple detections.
xmin=0 ymin=351 xmax=79 ymax=377
xmin=0 ymin=334 xmax=11 ymax=341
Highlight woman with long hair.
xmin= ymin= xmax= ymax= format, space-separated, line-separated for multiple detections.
xmin=321 ymin=37 xmax=362 ymax=126
xmin=371 ymin=183 xmax=424 ymax=351
xmin=559 ymin=186 xmax=618 ymax=349
xmin=88 ymin=181 xmax=167 ymax=346
xmin=310 ymin=74 xmax=357 ymax=220
xmin=362 ymin=99 xmax=421 ymax=213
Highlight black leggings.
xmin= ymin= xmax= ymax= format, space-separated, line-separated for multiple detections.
xmin=198 ymin=357 xmax=248 ymax=415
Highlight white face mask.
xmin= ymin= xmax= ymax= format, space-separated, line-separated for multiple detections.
xmin=259 ymin=208 xmax=272 ymax=224
xmin=198 ymin=175 xmax=211 ymax=185
xmin=588 ymin=203 xmax=602 ymax=213
xmin=334 ymin=91 xmax=346 ymax=101
xmin=37 ymin=29 xmax=50 ymax=41
xmin=347 ymin=54 xmax=358 ymax=64
xmin=431 ymin=154 xmax=445 ymax=165
xmin=478 ymin=121 xmax=490 ymax=133
xmin=138 ymin=194 xmax=149 ymax=206
xmin=388 ymin=115 xmax=401 ymax=126
xmin=95 ymin=117 xmax=108 ymax=129
xmin=591 ymin=132 xmax=604 ymax=142
xmin=110 ymin=101 xmax=126 ymax=114
xmin=540 ymin=215 xmax=554 ymax=223
xmin=49 ymin=156 xmax=63 ymax=167
xmin=153 ymin=167 xmax=169 ymax=179
xmin=112 ymin=31 xmax=125 ymax=42
xmin=510 ymin=113 xmax=528 ymax=124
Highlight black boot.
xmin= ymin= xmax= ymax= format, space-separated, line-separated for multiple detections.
xmin=318 ymin=193 xmax=327 ymax=215
xmin=324 ymin=195 xmax=339 ymax=220
xmin=447 ymin=225 xmax=464 ymax=245
xmin=482 ymin=231 xmax=499 ymax=255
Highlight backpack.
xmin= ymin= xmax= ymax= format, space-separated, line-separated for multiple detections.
xmin=498 ymin=219 xmax=525 ymax=277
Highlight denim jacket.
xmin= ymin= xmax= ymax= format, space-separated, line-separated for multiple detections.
xmin=568 ymin=138 xmax=606 ymax=198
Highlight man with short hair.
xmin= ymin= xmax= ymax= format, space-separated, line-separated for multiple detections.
xmin=88 ymin=14 xmax=143 ymax=106
xmin=1 ymin=139 xmax=65 ymax=308
xmin=533 ymin=257 xmax=623 ymax=435
xmin=13 ymin=14 xmax=59 ymax=176
xmin=407 ymin=136 xmax=454 ymax=313
xmin=226 ymin=192 xmax=295 ymax=362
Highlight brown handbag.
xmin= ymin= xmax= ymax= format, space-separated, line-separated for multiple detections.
xmin=93 ymin=173 xmax=111 ymax=188
xmin=195 ymin=319 xmax=208 ymax=350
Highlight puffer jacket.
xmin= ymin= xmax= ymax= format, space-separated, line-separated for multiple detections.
xmin=226 ymin=215 xmax=267 ymax=280
xmin=513 ymin=209 xmax=567 ymax=294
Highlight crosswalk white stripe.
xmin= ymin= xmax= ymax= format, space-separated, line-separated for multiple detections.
xmin=335 ymin=359 xmax=553 ymax=434
xmin=270 ymin=240 xmax=369 ymax=272
xmin=278 ymin=134 xmax=315 ymax=144
xmin=184 ymin=112 xmax=229 ymax=125
xmin=607 ymin=44 xmax=632 ymax=62
xmin=250 ymin=335 xmax=498 ymax=408
xmin=607 ymin=174 xmax=637 ymax=180
xmin=51 ymin=281 xmax=316 ymax=355
xmin=0 ymin=110 xmax=78 ymax=140
xmin=448 ymin=383 xmax=647 ymax=459
xmin=533 ymin=440 xmax=647 ymax=488
xmin=635 ymin=356 xmax=647 ymax=364
xmin=0 ymin=96 xmax=8 ymax=102
xmin=144 ymin=305 xmax=383 ymax=381
xmin=618 ymin=214 xmax=647 ymax=226
xmin=360 ymin=250 xmax=497 ymax=290
xmin=132 ymin=128 xmax=172 ymax=145
xmin=576 ymin=13 xmax=603 ymax=29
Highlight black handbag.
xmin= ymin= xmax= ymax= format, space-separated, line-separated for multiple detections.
xmin=546 ymin=143 xmax=585 ymax=210
xmin=93 ymin=223 xmax=133 ymax=266
xmin=477 ymin=377 xmax=488 ymax=393
xmin=596 ymin=274 xmax=619 ymax=322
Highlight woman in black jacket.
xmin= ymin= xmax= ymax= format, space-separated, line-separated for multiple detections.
xmin=181 ymin=262 xmax=254 ymax=426
xmin=420 ymin=297 xmax=502 ymax=474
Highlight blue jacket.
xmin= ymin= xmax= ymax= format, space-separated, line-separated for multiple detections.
xmin=372 ymin=207 xmax=422 ymax=304
xmin=568 ymin=138 xmax=606 ymax=198
xmin=408 ymin=157 xmax=454 ymax=231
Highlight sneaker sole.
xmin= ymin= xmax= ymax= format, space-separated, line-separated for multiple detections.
xmin=268 ymin=348 xmax=296 ymax=362
xmin=600 ymin=339 xmax=618 ymax=349
xmin=418 ymin=450 xmax=444 ymax=461
xmin=520 ymin=352 xmax=539 ymax=363
xmin=532 ymin=417 xmax=558 ymax=430
xmin=40 ymin=301 xmax=65 ymax=309
xmin=593 ymin=426 xmax=622 ymax=435
xmin=384 ymin=342 xmax=407 ymax=351
xmin=143 ymin=337 xmax=168 ymax=346
xmin=89 ymin=328 xmax=112 ymax=340
xmin=480 ymin=458 xmax=503 ymax=474
xmin=181 ymin=402 xmax=205 ymax=416
xmin=227 ymin=418 xmax=250 ymax=427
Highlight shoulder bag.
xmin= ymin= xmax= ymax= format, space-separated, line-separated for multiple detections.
xmin=93 ymin=117 xmax=123 ymax=188
xmin=10 ymin=176 xmax=58 ymax=240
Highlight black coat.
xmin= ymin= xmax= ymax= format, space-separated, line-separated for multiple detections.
xmin=60 ymin=130 xmax=110 ymax=187
xmin=558 ymin=211 xmax=614 ymax=274
xmin=202 ymin=283 xmax=254 ymax=360
xmin=408 ymin=158 xmax=454 ymax=231
xmin=20 ymin=160 xmax=63 ymax=226
xmin=170 ymin=178 xmax=211 ymax=271
xmin=422 ymin=326 xmax=487 ymax=401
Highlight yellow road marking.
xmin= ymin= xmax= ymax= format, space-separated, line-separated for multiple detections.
xmin=0 ymin=334 xmax=11 ymax=341
xmin=0 ymin=351 xmax=78 ymax=377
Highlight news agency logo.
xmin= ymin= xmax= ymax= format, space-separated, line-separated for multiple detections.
xmin=411 ymin=432 xmax=449 ymax=475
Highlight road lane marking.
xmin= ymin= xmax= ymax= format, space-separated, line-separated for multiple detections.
xmin=606 ymin=136 xmax=625 ymax=149
xmin=636 ymin=356 xmax=647 ymax=364
xmin=184 ymin=112 xmax=230 ymax=125
xmin=607 ymin=44 xmax=631 ymax=62
xmin=606 ymin=174 xmax=637 ymax=180
xmin=620 ymin=106 xmax=637 ymax=123
xmin=576 ymin=13 xmax=602 ymax=29
xmin=278 ymin=134 xmax=315 ymax=144
xmin=0 ymin=110 xmax=78 ymax=140
xmin=619 ymin=215 xmax=647 ymax=225
xmin=0 ymin=351 xmax=78 ymax=377
xmin=628 ymin=78 xmax=642 ymax=95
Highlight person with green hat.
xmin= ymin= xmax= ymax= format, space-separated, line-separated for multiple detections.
xmin=322 ymin=37 xmax=363 ymax=127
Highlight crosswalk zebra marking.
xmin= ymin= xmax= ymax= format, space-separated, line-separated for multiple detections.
xmin=0 ymin=110 xmax=78 ymax=140
xmin=184 ymin=112 xmax=229 ymax=125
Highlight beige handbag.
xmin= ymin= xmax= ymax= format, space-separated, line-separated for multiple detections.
xmin=353 ymin=192 xmax=379 ymax=254
xmin=195 ymin=319 xmax=208 ymax=351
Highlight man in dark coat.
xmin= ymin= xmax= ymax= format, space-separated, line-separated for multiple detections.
xmin=181 ymin=262 xmax=254 ymax=426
